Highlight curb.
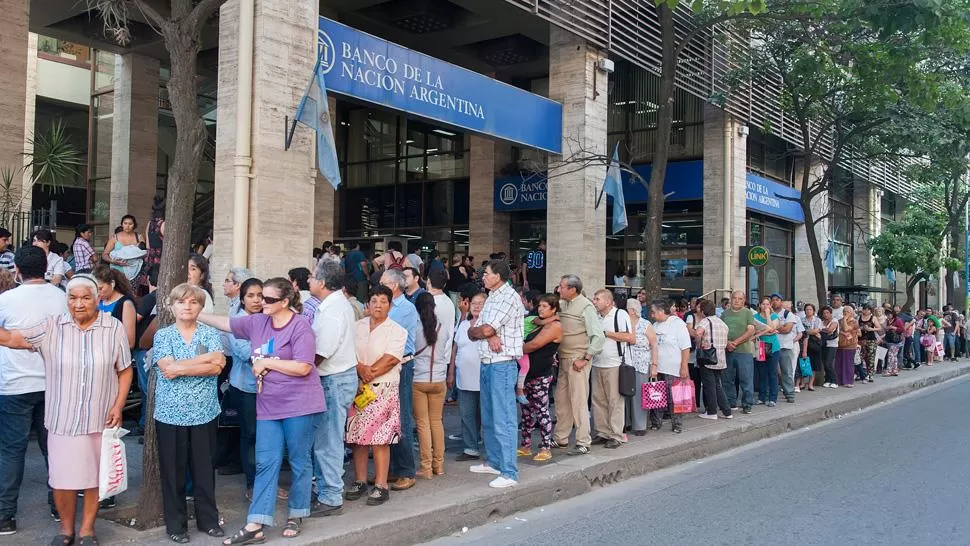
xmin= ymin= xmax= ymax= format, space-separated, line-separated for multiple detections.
xmin=303 ymin=363 xmax=970 ymax=545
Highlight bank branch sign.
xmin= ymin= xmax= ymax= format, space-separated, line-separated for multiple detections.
xmin=740 ymin=245 xmax=771 ymax=267
xmin=317 ymin=17 xmax=563 ymax=153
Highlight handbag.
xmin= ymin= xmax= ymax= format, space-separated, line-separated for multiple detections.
xmin=641 ymin=380 xmax=668 ymax=410
xmin=935 ymin=341 xmax=945 ymax=358
xmin=671 ymin=379 xmax=697 ymax=414
xmin=615 ymin=311 xmax=637 ymax=397
xmin=798 ymin=356 xmax=813 ymax=377
xmin=757 ymin=341 xmax=767 ymax=361
xmin=696 ymin=318 xmax=718 ymax=365
xmin=353 ymin=383 xmax=377 ymax=411
xmin=920 ymin=334 xmax=935 ymax=347
xmin=99 ymin=427 xmax=129 ymax=501
xmin=217 ymin=381 xmax=240 ymax=428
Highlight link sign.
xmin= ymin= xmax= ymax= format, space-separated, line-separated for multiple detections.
xmin=740 ymin=245 xmax=770 ymax=267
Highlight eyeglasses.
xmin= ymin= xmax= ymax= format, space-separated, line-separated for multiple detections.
xmin=261 ymin=295 xmax=285 ymax=304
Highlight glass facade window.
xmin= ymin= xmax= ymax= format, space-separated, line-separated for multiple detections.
xmin=747 ymin=214 xmax=794 ymax=305
xmin=828 ymin=182 xmax=854 ymax=288
xmin=747 ymin=127 xmax=795 ymax=185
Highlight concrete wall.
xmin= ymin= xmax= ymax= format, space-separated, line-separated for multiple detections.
xmin=469 ymin=134 xmax=510 ymax=260
xmin=545 ymin=27 xmax=608 ymax=291
xmin=110 ymin=53 xmax=159 ymax=229
xmin=36 ymin=57 xmax=89 ymax=106
xmin=793 ymin=160 xmax=828 ymax=304
xmin=0 ymin=0 xmax=30 ymax=205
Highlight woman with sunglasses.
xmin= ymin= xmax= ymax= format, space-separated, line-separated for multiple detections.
xmin=199 ymin=278 xmax=324 ymax=543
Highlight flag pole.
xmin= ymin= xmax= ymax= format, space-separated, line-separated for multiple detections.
xmin=286 ymin=55 xmax=322 ymax=151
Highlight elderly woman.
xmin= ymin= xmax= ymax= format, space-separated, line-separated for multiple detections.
xmin=518 ymin=293 xmax=562 ymax=461
xmin=152 ymin=283 xmax=227 ymax=543
xmin=223 ymin=278 xmax=263 ymax=497
xmin=692 ymin=299 xmax=732 ymax=419
xmin=837 ymin=306 xmax=861 ymax=387
xmin=624 ymin=298 xmax=657 ymax=435
xmin=0 ymin=275 xmax=132 ymax=546
xmin=202 ymin=278 xmax=324 ymax=544
xmin=345 ymin=285 xmax=407 ymax=506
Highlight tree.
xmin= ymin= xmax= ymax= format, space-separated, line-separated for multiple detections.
xmin=88 ymin=0 xmax=227 ymax=528
xmin=744 ymin=0 xmax=970 ymax=305
xmin=870 ymin=206 xmax=959 ymax=311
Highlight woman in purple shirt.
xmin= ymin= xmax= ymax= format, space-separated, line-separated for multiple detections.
xmin=200 ymin=278 xmax=324 ymax=543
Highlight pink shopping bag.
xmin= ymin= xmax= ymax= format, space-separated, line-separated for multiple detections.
xmin=671 ymin=379 xmax=697 ymax=414
xmin=641 ymin=380 xmax=668 ymax=410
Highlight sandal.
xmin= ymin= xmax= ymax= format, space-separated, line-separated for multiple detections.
xmin=50 ymin=535 xmax=75 ymax=546
xmin=282 ymin=519 xmax=302 ymax=539
xmin=78 ymin=537 xmax=99 ymax=546
xmin=223 ymin=526 xmax=265 ymax=545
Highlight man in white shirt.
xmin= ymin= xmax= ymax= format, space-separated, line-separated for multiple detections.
xmin=308 ymin=261 xmax=358 ymax=516
xmin=771 ymin=293 xmax=800 ymax=403
xmin=648 ymin=299 xmax=692 ymax=433
xmin=830 ymin=295 xmax=845 ymax=322
xmin=406 ymin=246 xmax=424 ymax=277
xmin=590 ymin=289 xmax=634 ymax=449
xmin=0 ymin=247 xmax=69 ymax=529
xmin=31 ymin=229 xmax=67 ymax=287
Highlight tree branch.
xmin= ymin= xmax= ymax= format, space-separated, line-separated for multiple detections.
xmin=187 ymin=0 xmax=226 ymax=35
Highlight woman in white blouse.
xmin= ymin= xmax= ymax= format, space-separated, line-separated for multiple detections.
xmin=624 ymin=299 xmax=657 ymax=436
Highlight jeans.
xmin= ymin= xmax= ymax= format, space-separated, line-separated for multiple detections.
xmin=944 ymin=332 xmax=956 ymax=359
xmin=911 ymin=334 xmax=922 ymax=366
xmin=390 ymin=362 xmax=416 ymax=478
xmin=0 ymin=391 xmax=51 ymax=519
xmin=457 ymin=389 xmax=481 ymax=456
xmin=778 ymin=349 xmax=795 ymax=400
xmin=756 ymin=351 xmax=780 ymax=403
xmin=723 ymin=351 xmax=754 ymax=408
xmin=134 ymin=350 xmax=148 ymax=427
xmin=313 ymin=368 xmax=358 ymax=507
xmin=480 ymin=361 xmax=518 ymax=481
xmin=699 ymin=366 xmax=732 ymax=416
xmin=249 ymin=414 xmax=318 ymax=526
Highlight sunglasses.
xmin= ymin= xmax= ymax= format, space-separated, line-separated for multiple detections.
xmin=261 ymin=295 xmax=286 ymax=304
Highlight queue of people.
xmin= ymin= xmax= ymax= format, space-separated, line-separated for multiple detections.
xmin=1 ymin=231 xmax=967 ymax=545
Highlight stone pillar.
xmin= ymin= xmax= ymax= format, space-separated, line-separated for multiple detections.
xmin=312 ymin=95 xmax=337 ymax=247
xmin=0 ymin=0 xmax=29 ymax=206
xmin=852 ymin=180 xmax=874 ymax=290
xmin=793 ymin=160 xmax=828 ymax=304
xmin=469 ymin=134 xmax=509 ymax=260
xmin=546 ymin=28 xmax=607 ymax=290
xmin=702 ymin=104 xmax=747 ymax=298
xmin=111 ymin=53 xmax=160 ymax=228
xmin=21 ymin=33 xmax=37 ymax=211
xmin=213 ymin=0 xmax=317 ymax=295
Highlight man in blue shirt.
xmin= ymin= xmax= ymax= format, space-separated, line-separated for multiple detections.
xmin=380 ymin=268 xmax=419 ymax=491
xmin=343 ymin=242 xmax=369 ymax=303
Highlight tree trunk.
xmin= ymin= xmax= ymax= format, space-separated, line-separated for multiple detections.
xmin=135 ymin=25 xmax=207 ymax=529
xmin=903 ymin=273 xmax=923 ymax=312
xmin=798 ymin=167 xmax=828 ymax=306
xmin=643 ymin=5 xmax=677 ymax=299
xmin=947 ymin=222 xmax=965 ymax=311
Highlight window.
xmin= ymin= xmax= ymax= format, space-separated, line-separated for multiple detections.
xmin=747 ymin=214 xmax=794 ymax=305
xmin=829 ymin=186 xmax=854 ymax=288
xmin=746 ymin=127 xmax=795 ymax=185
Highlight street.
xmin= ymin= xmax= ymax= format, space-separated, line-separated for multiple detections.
xmin=430 ymin=375 xmax=970 ymax=546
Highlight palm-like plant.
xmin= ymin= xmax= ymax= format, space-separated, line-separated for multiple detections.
xmin=0 ymin=121 xmax=84 ymax=218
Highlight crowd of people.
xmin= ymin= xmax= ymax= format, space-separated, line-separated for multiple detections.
xmin=0 ymin=226 xmax=966 ymax=545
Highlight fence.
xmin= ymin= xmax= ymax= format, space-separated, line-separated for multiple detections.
xmin=0 ymin=201 xmax=59 ymax=245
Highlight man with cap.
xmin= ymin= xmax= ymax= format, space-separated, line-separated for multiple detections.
xmin=770 ymin=293 xmax=799 ymax=403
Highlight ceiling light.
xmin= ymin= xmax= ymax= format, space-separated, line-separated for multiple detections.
xmin=432 ymin=129 xmax=456 ymax=136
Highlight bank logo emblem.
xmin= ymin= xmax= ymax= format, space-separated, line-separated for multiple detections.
xmin=500 ymin=183 xmax=518 ymax=205
xmin=317 ymin=28 xmax=336 ymax=75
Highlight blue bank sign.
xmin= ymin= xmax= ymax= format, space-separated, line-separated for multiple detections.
xmin=745 ymin=172 xmax=804 ymax=223
xmin=317 ymin=17 xmax=563 ymax=153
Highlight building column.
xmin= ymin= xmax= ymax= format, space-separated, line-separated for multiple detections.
xmin=546 ymin=27 xmax=607 ymax=290
xmin=110 ymin=53 xmax=160 ymax=228
xmin=213 ymin=0 xmax=317 ymax=290
xmin=0 ymin=0 xmax=30 ymax=208
xmin=469 ymin=135 xmax=509 ymax=260
xmin=793 ymin=159 xmax=828 ymax=304
xmin=701 ymin=104 xmax=747 ymax=298
xmin=852 ymin=180 xmax=874 ymax=291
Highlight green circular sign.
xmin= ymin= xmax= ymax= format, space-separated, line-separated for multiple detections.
xmin=747 ymin=245 xmax=770 ymax=267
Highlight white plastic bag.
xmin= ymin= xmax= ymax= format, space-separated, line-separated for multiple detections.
xmin=99 ymin=427 xmax=129 ymax=501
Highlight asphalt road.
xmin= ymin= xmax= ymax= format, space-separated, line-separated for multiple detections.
xmin=429 ymin=375 xmax=970 ymax=546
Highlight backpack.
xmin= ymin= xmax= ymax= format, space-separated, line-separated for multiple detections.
xmin=387 ymin=251 xmax=406 ymax=271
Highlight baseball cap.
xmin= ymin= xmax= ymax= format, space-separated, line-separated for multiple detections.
xmin=769 ymin=293 xmax=784 ymax=299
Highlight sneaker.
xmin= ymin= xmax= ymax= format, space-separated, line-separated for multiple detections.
xmin=757 ymin=400 xmax=766 ymax=405
xmin=489 ymin=476 xmax=518 ymax=488
xmin=604 ymin=439 xmax=622 ymax=449
xmin=447 ymin=434 xmax=463 ymax=441
xmin=590 ymin=436 xmax=608 ymax=446
xmin=723 ymin=413 xmax=734 ymax=419
xmin=533 ymin=449 xmax=552 ymax=462
xmin=742 ymin=406 xmax=752 ymax=414
xmin=829 ymin=383 xmax=838 ymax=389
xmin=99 ymin=496 xmax=116 ymax=509
xmin=366 ymin=486 xmax=389 ymax=506
xmin=469 ymin=464 xmax=501 ymax=475
xmin=550 ymin=440 xmax=569 ymax=449
xmin=566 ymin=445 xmax=590 ymax=456
xmin=0 ymin=517 xmax=16 ymax=536
xmin=310 ymin=499 xmax=343 ymax=517
xmin=794 ymin=387 xmax=801 ymax=393
xmin=50 ymin=505 xmax=60 ymax=522
xmin=767 ymin=401 xmax=776 ymax=407
xmin=455 ymin=452 xmax=480 ymax=461
xmin=697 ymin=413 xmax=718 ymax=420
xmin=516 ymin=447 xmax=532 ymax=457
xmin=344 ymin=481 xmax=367 ymax=501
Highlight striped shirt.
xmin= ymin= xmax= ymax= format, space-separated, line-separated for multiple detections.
xmin=0 ymin=250 xmax=14 ymax=273
xmin=21 ymin=312 xmax=132 ymax=436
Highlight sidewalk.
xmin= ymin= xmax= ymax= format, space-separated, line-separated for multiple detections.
xmin=10 ymin=360 xmax=970 ymax=545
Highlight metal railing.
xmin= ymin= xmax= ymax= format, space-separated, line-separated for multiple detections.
xmin=0 ymin=202 xmax=58 ymax=245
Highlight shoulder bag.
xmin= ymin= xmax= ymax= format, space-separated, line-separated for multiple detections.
xmin=616 ymin=311 xmax=637 ymax=397
xmin=696 ymin=318 xmax=718 ymax=365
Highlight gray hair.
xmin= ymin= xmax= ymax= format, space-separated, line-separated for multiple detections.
xmin=381 ymin=268 xmax=406 ymax=294
xmin=314 ymin=260 xmax=345 ymax=291
xmin=561 ymin=274 xmax=583 ymax=294
xmin=228 ymin=266 xmax=255 ymax=284
xmin=626 ymin=298 xmax=642 ymax=315
xmin=66 ymin=274 xmax=99 ymax=299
